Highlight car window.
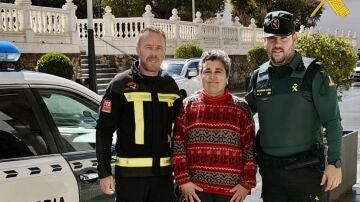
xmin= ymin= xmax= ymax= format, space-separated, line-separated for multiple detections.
xmin=188 ymin=61 xmax=199 ymax=69
xmin=162 ymin=62 xmax=184 ymax=77
xmin=0 ymin=89 xmax=48 ymax=160
xmin=38 ymin=90 xmax=100 ymax=152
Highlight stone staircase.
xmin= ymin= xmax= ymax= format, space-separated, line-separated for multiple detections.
xmin=79 ymin=54 xmax=117 ymax=95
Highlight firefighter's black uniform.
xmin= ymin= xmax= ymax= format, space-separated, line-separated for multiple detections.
xmin=96 ymin=61 xmax=182 ymax=202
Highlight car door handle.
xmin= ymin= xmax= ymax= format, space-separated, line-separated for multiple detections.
xmin=79 ymin=173 xmax=99 ymax=182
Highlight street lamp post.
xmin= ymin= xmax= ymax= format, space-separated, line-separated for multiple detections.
xmin=87 ymin=0 xmax=97 ymax=93
xmin=192 ymin=0 xmax=195 ymax=21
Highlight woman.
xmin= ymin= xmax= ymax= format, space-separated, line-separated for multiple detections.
xmin=172 ymin=50 xmax=257 ymax=202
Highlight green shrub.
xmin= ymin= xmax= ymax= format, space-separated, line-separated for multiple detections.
xmin=297 ymin=33 xmax=358 ymax=91
xmin=247 ymin=45 xmax=269 ymax=70
xmin=174 ymin=42 xmax=203 ymax=58
xmin=36 ymin=52 xmax=74 ymax=79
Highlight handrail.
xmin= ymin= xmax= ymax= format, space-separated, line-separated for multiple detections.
xmin=95 ymin=35 xmax=137 ymax=61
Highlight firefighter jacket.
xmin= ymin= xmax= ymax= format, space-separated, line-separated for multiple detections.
xmin=96 ymin=61 xmax=182 ymax=178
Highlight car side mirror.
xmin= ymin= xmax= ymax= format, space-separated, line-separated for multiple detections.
xmin=83 ymin=110 xmax=97 ymax=122
xmin=187 ymin=69 xmax=198 ymax=78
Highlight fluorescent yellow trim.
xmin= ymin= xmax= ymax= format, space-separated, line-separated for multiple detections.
xmin=158 ymin=93 xmax=180 ymax=106
xmin=133 ymin=101 xmax=144 ymax=144
xmin=124 ymin=92 xmax=152 ymax=102
xmin=123 ymin=92 xmax=179 ymax=144
xmin=124 ymin=92 xmax=152 ymax=145
xmin=115 ymin=157 xmax=171 ymax=167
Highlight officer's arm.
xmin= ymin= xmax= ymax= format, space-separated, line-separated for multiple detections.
xmin=96 ymin=85 xmax=124 ymax=178
xmin=245 ymin=72 xmax=258 ymax=114
xmin=312 ymin=71 xmax=342 ymax=162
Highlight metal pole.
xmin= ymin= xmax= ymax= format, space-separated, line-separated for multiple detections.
xmin=87 ymin=0 xmax=97 ymax=93
xmin=192 ymin=0 xmax=195 ymax=21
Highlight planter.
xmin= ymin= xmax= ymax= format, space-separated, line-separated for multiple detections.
xmin=329 ymin=130 xmax=358 ymax=201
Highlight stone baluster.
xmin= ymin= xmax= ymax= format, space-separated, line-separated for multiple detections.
xmin=15 ymin=0 xmax=33 ymax=42
xmin=62 ymin=0 xmax=78 ymax=45
xmin=143 ymin=5 xmax=154 ymax=28
xmin=102 ymin=6 xmax=115 ymax=42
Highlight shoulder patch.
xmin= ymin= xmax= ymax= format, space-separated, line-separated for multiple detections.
xmin=101 ymin=99 xmax=112 ymax=113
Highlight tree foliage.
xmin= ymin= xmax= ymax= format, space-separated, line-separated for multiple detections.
xmin=247 ymin=45 xmax=268 ymax=70
xmin=231 ymin=0 xmax=323 ymax=29
xmin=174 ymin=43 xmax=203 ymax=58
xmin=101 ymin=0 xmax=225 ymax=21
xmin=36 ymin=52 xmax=74 ymax=79
xmin=2 ymin=0 xmax=92 ymax=19
xmin=297 ymin=33 xmax=357 ymax=91
xmin=246 ymin=33 xmax=358 ymax=92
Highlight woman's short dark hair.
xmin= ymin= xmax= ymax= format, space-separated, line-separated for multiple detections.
xmin=199 ymin=49 xmax=231 ymax=79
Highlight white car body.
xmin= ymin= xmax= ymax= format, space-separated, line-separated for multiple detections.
xmin=0 ymin=70 xmax=116 ymax=202
xmin=352 ymin=60 xmax=360 ymax=81
xmin=161 ymin=58 xmax=202 ymax=97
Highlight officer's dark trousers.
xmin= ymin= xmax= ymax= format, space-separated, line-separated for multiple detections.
xmin=260 ymin=163 xmax=328 ymax=202
xmin=115 ymin=176 xmax=176 ymax=202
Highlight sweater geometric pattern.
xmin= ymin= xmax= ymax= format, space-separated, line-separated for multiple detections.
xmin=172 ymin=90 xmax=257 ymax=197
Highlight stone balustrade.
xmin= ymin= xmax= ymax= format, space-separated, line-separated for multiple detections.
xmin=0 ymin=0 xmax=357 ymax=56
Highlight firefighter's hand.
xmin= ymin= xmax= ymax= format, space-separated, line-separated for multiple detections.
xmin=321 ymin=165 xmax=342 ymax=191
xmin=180 ymin=182 xmax=203 ymax=202
xmin=229 ymin=184 xmax=249 ymax=202
xmin=99 ymin=175 xmax=115 ymax=195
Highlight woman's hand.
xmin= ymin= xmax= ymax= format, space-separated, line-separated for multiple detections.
xmin=229 ymin=184 xmax=249 ymax=202
xmin=180 ymin=182 xmax=203 ymax=202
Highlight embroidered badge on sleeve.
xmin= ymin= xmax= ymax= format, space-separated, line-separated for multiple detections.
xmin=102 ymin=99 xmax=112 ymax=113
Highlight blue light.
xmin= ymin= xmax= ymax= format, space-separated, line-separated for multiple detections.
xmin=0 ymin=41 xmax=21 ymax=62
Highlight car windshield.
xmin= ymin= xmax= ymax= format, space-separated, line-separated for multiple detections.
xmin=162 ymin=62 xmax=184 ymax=77
xmin=357 ymin=61 xmax=360 ymax=67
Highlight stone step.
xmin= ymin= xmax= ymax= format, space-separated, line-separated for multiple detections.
xmin=80 ymin=63 xmax=110 ymax=69
xmin=81 ymin=68 xmax=116 ymax=74
xmin=98 ymin=88 xmax=106 ymax=96
xmin=81 ymin=72 xmax=117 ymax=79
xmin=96 ymin=78 xmax=113 ymax=84
xmin=97 ymin=83 xmax=109 ymax=90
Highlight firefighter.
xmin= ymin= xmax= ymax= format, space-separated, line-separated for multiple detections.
xmin=96 ymin=26 xmax=182 ymax=202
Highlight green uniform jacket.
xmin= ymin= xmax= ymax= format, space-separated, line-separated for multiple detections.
xmin=245 ymin=52 xmax=342 ymax=162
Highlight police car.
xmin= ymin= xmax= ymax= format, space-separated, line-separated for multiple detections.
xmin=0 ymin=41 xmax=115 ymax=202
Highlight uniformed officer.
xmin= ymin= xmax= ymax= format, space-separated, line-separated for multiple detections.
xmin=96 ymin=26 xmax=182 ymax=202
xmin=245 ymin=11 xmax=343 ymax=201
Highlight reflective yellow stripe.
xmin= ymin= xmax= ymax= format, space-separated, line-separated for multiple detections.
xmin=158 ymin=93 xmax=180 ymax=106
xmin=124 ymin=92 xmax=179 ymax=145
xmin=124 ymin=92 xmax=152 ymax=102
xmin=115 ymin=157 xmax=171 ymax=167
xmin=124 ymin=92 xmax=152 ymax=145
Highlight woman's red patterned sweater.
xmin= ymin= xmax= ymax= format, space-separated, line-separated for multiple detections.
xmin=172 ymin=90 xmax=257 ymax=196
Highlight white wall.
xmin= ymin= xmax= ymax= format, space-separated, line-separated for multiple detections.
xmin=315 ymin=0 xmax=360 ymax=49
